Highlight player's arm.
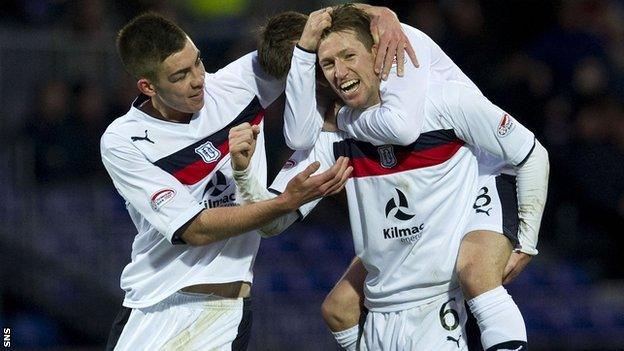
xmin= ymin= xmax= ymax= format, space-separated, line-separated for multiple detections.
xmin=440 ymin=83 xmax=549 ymax=258
xmin=283 ymin=43 xmax=325 ymax=150
xmin=502 ymin=139 xmax=549 ymax=283
xmin=229 ymin=123 xmax=351 ymax=237
xmin=215 ymin=51 xmax=285 ymax=109
xmin=337 ymin=26 xmax=433 ymax=146
xmin=178 ymin=156 xmax=349 ymax=245
xmin=101 ymin=132 xmax=350 ymax=246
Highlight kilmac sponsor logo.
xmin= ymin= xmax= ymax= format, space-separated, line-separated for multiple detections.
xmin=201 ymin=170 xmax=238 ymax=209
xmin=383 ymin=189 xmax=425 ymax=244
xmin=151 ymin=189 xmax=176 ymax=211
xmin=383 ymin=223 xmax=425 ymax=244
xmin=385 ymin=188 xmax=415 ymax=220
xmin=204 ymin=170 xmax=231 ymax=197
xmin=497 ymin=114 xmax=515 ymax=137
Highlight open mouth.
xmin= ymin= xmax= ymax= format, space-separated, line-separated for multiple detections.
xmin=339 ymin=79 xmax=360 ymax=95
xmin=189 ymin=91 xmax=203 ymax=99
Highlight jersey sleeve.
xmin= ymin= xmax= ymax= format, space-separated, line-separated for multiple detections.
xmin=283 ymin=46 xmax=325 ymax=150
xmin=336 ymin=24 xmax=433 ymax=146
xmin=100 ymin=133 xmax=204 ymax=243
xmin=215 ymin=51 xmax=286 ymax=108
xmin=268 ymin=132 xmax=340 ymax=218
xmin=438 ymin=82 xmax=535 ymax=166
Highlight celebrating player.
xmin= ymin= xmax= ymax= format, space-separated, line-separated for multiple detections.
xmin=101 ymin=6 xmax=414 ymax=350
xmin=244 ymin=5 xmax=549 ymax=350
xmin=100 ymin=12 xmax=354 ymax=350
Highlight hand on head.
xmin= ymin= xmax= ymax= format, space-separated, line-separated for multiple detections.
xmin=298 ymin=7 xmax=333 ymax=52
xmin=368 ymin=7 xmax=419 ymax=80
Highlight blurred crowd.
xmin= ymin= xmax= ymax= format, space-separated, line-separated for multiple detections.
xmin=1 ymin=0 xmax=623 ymax=348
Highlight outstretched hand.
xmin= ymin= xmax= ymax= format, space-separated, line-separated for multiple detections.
xmin=281 ymin=156 xmax=352 ymax=210
xmin=369 ymin=7 xmax=418 ymax=80
xmin=229 ymin=122 xmax=260 ymax=171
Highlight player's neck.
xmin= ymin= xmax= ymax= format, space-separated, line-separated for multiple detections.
xmin=140 ymin=97 xmax=192 ymax=124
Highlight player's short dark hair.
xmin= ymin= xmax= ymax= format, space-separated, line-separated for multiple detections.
xmin=258 ymin=11 xmax=308 ymax=79
xmin=322 ymin=4 xmax=374 ymax=51
xmin=117 ymin=12 xmax=187 ymax=81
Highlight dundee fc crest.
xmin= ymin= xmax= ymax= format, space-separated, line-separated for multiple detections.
xmin=378 ymin=145 xmax=397 ymax=168
xmin=195 ymin=141 xmax=221 ymax=163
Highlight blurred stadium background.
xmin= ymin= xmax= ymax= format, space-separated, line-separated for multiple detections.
xmin=1 ymin=0 xmax=623 ymax=350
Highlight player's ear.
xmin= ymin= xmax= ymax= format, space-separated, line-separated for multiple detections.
xmin=137 ymin=78 xmax=157 ymax=97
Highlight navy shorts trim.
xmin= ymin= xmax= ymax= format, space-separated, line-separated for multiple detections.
xmin=495 ymin=174 xmax=519 ymax=248
xmin=232 ymin=297 xmax=253 ymax=350
xmin=105 ymin=304 xmax=131 ymax=351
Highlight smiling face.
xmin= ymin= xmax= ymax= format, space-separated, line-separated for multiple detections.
xmin=149 ymin=38 xmax=206 ymax=119
xmin=317 ymin=30 xmax=380 ymax=109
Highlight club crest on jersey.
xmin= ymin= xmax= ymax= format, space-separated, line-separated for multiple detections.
xmin=195 ymin=141 xmax=221 ymax=164
xmin=497 ymin=114 xmax=515 ymax=137
xmin=151 ymin=189 xmax=176 ymax=211
xmin=378 ymin=145 xmax=397 ymax=168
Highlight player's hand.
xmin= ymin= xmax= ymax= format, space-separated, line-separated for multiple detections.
xmin=228 ymin=123 xmax=260 ymax=171
xmin=502 ymin=251 xmax=533 ymax=284
xmin=369 ymin=7 xmax=418 ymax=80
xmin=299 ymin=7 xmax=333 ymax=52
xmin=281 ymin=156 xmax=352 ymax=210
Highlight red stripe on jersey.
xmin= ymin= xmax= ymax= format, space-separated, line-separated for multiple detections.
xmin=350 ymin=140 xmax=464 ymax=178
xmin=171 ymin=111 xmax=264 ymax=185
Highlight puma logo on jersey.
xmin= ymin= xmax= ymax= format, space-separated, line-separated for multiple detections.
xmin=131 ymin=130 xmax=154 ymax=143
xmin=476 ymin=207 xmax=492 ymax=216
xmin=446 ymin=335 xmax=460 ymax=348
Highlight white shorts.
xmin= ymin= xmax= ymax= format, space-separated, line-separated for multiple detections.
xmin=465 ymin=174 xmax=519 ymax=247
xmin=107 ymin=292 xmax=251 ymax=351
xmin=360 ymin=288 xmax=468 ymax=351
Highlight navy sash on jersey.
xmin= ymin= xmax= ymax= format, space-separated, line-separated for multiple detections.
xmin=154 ymin=98 xmax=264 ymax=185
xmin=333 ymin=129 xmax=464 ymax=178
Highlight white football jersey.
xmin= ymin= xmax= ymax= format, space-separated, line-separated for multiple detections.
xmin=100 ymin=52 xmax=284 ymax=308
xmin=283 ymin=23 xmax=479 ymax=149
xmin=270 ymin=81 xmax=534 ymax=312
